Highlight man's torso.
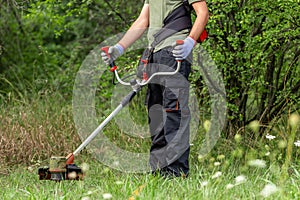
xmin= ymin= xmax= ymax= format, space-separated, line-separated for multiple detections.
xmin=144 ymin=0 xmax=199 ymax=51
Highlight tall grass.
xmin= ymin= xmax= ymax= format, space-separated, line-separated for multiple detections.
xmin=0 ymin=91 xmax=81 ymax=168
xmin=0 ymin=78 xmax=299 ymax=199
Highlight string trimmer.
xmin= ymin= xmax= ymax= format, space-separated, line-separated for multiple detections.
xmin=38 ymin=41 xmax=183 ymax=181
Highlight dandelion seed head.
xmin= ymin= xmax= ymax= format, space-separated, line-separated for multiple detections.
xmin=260 ymin=184 xmax=279 ymax=198
xmin=235 ymin=175 xmax=247 ymax=184
xmin=102 ymin=193 xmax=112 ymax=199
xmin=212 ymin=171 xmax=222 ymax=179
xmin=115 ymin=181 xmax=123 ymax=185
xmin=249 ymin=120 xmax=260 ymax=133
xmin=278 ymin=140 xmax=287 ymax=149
xmin=234 ymin=134 xmax=242 ymax=142
xmin=226 ymin=183 xmax=235 ymax=189
xmin=248 ymin=159 xmax=266 ymax=168
xmin=289 ymin=113 xmax=300 ymax=128
xmin=201 ymin=181 xmax=209 ymax=187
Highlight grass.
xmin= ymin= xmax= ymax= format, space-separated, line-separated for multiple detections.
xmin=0 ymin=93 xmax=81 ymax=166
xmin=1 ymin=91 xmax=299 ymax=200
xmin=1 ymin=156 xmax=299 ymax=200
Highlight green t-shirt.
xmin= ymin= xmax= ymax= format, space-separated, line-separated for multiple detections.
xmin=144 ymin=0 xmax=201 ymax=51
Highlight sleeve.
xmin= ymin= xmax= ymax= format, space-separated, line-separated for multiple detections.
xmin=189 ymin=0 xmax=206 ymax=4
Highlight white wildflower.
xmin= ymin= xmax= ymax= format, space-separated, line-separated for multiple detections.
xmin=226 ymin=183 xmax=235 ymax=189
xmin=212 ymin=171 xmax=222 ymax=179
xmin=201 ymin=181 xmax=209 ymax=187
xmin=115 ymin=181 xmax=123 ymax=185
xmin=265 ymin=152 xmax=270 ymax=156
xmin=266 ymin=134 xmax=276 ymax=140
xmin=81 ymin=197 xmax=90 ymax=200
xmin=248 ymin=159 xmax=266 ymax=168
xmin=214 ymin=162 xmax=221 ymax=166
xmin=260 ymin=184 xmax=279 ymax=198
xmin=235 ymin=175 xmax=247 ymax=185
xmin=102 ymin=193 xmax=112 ymax=199
xmin=294 ymin=140 xmax=300 ymax=147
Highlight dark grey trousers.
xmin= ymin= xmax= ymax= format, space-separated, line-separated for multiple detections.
xmin=146 ymin=47 xmax=191 ymax=176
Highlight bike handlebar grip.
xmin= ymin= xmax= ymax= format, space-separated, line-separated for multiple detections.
xmin=101 ymin=46 xmax=117 ymax=71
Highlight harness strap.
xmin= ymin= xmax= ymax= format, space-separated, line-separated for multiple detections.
xmin=152 ymin=4 xmax=192 ymax=48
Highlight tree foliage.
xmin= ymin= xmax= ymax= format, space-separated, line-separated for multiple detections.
xmin=0 ymin=0 xmax=299 ymax=135
xmin=203 ymin=0 xmax=300 ymax=134
xmin=0 ymin=0 xmax=143 ymax=99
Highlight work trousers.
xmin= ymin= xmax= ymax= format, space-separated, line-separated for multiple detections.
xmin=146 ymin=47 xmax=191 ymax=177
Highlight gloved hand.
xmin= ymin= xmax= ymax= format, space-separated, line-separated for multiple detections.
xmin=101 ymin=43 xmax=124 ymax=65
xmin=172 ymin=36 xmax=196 ymax=60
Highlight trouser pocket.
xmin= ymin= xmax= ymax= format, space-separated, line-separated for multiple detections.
xmin=163 ymin=87 xmax=180 ymax=112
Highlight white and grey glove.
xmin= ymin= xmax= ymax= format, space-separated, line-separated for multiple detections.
xmin=101 ymin=43 xmax=124 ymax=65
xmin=172 ymin=36 xmax=196 ymax=60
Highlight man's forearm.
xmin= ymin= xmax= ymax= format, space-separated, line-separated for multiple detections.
xmin=118 ymin=24 xmax=148 ymax=50
xmin=189 ymin=1 xmax=209 ymax=42
xmin=118 ymin=4 xmax=149 ymax=49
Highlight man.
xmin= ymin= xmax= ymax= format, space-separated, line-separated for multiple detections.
xmin=102 ymin=0 xmax=209 ymax=177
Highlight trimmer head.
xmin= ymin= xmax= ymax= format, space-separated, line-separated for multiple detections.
xmin=38 ymin=154 xmax=83 ymax=181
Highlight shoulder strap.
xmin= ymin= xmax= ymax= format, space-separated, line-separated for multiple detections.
xmin=151 ymin=3 xmax=192 ymax=48
xmin=182 ymin=0 xmax=193 ymax=12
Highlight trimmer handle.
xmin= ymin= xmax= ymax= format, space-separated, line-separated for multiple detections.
xmin=101 ymin=46 xmax=117 ymax=72
xmin=176 ymin=40 xmax=184 ymax=45
xmin=175 ymin=40 xmax=184 ymax=62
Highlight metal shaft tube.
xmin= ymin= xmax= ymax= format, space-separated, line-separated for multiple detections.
xmin=73 ymin=104 xmax=123 ymax=155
